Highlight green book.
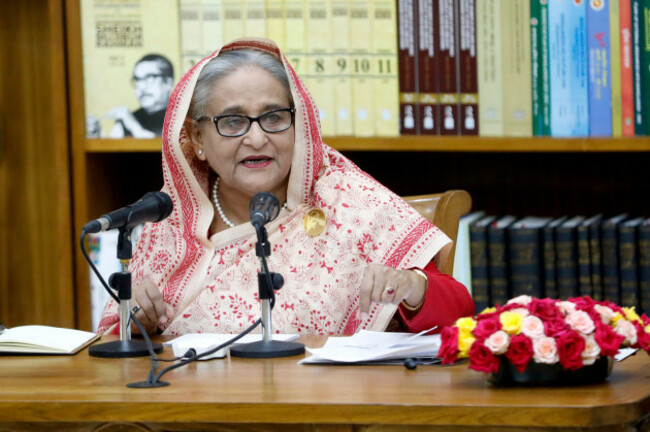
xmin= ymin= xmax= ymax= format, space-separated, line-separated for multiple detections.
xmin=530 ymin=0 xmax=551 ymax=135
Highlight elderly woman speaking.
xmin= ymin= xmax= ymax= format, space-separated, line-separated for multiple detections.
xmin=98 ymin=39 xmax=473 ymax=336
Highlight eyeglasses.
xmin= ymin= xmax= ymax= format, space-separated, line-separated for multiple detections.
xmin=132 ymin=73 xmax=167 ymax=85
xmin=195 ymin=107 xmax=296 ymax=137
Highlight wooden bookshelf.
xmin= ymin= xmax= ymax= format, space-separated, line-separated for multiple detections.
xmin=61 ymin=0 xmax=650 ymax=331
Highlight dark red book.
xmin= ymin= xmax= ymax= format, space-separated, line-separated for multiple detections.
xmin=417 ymin=0 xmax=439 ymax=135
xmin=458 ymin=0 xmax=478 ymax=135
xmin=437 ymin=0 xmax=459 ymax=135
xmin=397 ymin=0 xmax=419 ymax=134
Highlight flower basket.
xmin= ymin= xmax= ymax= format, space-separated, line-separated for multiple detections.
xmin=439 ymin=295 xmax=650 ymax=386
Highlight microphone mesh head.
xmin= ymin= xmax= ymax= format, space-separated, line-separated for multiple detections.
xmin=249 ymin=192 xmax=280 ymax=224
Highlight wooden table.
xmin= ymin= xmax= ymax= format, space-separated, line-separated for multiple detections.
xmin=1 ymin=335 xmax=649 ymax=432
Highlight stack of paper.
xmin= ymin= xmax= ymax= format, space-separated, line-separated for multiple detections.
xmin=165 ymin=333 xmax=300 ymax=360
xmin=299 ymin=330 xmax=441 ymax=365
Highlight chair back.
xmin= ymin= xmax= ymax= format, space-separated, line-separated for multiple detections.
xmin=403 ymin=190 xmax=472 ymax=275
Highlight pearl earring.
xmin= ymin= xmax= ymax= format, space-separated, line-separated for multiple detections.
xmin=198 ymin=149 xmax=203 ymax=156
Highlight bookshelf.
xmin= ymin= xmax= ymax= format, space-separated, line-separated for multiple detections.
xmin=62 ymin=0 xmax=650 ymax=330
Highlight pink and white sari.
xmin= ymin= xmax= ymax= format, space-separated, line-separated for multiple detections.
xmin=98 ymin=39 xmax=450 ymax=336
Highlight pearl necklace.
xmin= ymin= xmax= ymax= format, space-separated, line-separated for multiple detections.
xmin=211 ymin=178 xmax=287 ymax=228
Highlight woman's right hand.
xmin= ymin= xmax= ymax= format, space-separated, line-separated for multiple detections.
xmin=131 ymin=277 xmax=173 ymax=335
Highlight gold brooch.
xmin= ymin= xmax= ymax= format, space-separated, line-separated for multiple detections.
xmin=304 ymin=208 xmax=327 ymax=237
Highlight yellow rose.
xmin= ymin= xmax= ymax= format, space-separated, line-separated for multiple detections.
xmin=645 ymin=323 xmax=650 ymax=335
xmin=499 ymin=311 xmax=523 ymax=335
xmin=479 ymin=306 xmax=496 ymax=315
xmin=455 ymin=317 xmax=477 ymax=334
xmin=612 ymin=312 xmax=623 ymax=326
xmin=457 ymin=331 xmax=476 ymax=358
xmin=623 ymin=307 xmax=642 ymax=324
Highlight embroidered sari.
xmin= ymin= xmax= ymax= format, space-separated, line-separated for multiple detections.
xmin=98 ymin=38 xmax=451 ymax=336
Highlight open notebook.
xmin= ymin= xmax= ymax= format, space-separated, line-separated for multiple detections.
xmin=0 ymin=325 xmax=100 ymax=355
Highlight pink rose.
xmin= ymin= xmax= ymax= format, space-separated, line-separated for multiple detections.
xmin=557 ymin=330 xmax=586 ymax=371
xmin=439 ymin=326 xmax=459 ymax=364
xmin=558 ymin=301 xmax=577 ymax=316
xmin=485 ymin=330 xmax=510 ymax=355
xmin=533 ymin=336 xmax=559 ymax=364
xmin=473 ymin=316 xmax=502 ymax=340
xmin=594 ymin=304 xmax=616 ymax=324
xmin=594 ymin=320 xmax=625 ymax=357
xmin=505 ymin=334 xmax=534 ymax=373
xmin=581 ymin=335 xmax=601 ymax=366
xmin=468 ymin=341 xmax=500 ymax=374
xmin=615 ymin=319 xmax=638 ymax=346
xmin=521 ymin=315 xmax=545 ymax=339
xmin=507 ymin=295 xmax=533 ymax=306
xmin=565 ymin=310 xmax=595 ymax=335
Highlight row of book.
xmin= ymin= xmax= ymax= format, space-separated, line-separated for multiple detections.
xmin=467 ymin=213 xmax=650 ymax=316
xmin=400 ymin=0 xmax=650 ymax=137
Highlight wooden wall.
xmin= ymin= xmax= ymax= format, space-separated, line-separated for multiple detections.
xmin=0 ymin=1 xmax=75 ymax=328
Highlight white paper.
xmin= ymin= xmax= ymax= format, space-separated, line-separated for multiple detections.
xmin=615 ymin=347 xmax=638 ymax=362
xmin=165 ymin=333 xmax=300 ymax=360
xmin=299 ymin=329 xmax=441 ymax=365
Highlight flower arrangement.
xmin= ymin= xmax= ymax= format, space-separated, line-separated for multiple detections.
xmin=439 ymin=295 xmax=650 ymax=375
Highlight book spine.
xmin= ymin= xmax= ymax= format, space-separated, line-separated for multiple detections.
xmin=540 ymin=0 xmax=551 ymax=135
xmin=641 ymin=0 xmax=650 ymax=135
xmin=476 ymin=0 xmax=503 ymax=136
xmin=639 ymin=223 xmax=650 ymax=316
xmin=589 ymin=222 xmax=604 ymax=301
xmin=610 ymin=0 xmax=623 ymax=137
xmin=570 ymin=0 xmax=590 ymax=136
xmin=331 ymin=0 xmax=354 ymax=135
xmin=265 ymin=0 xmax=286 ymax=49
xmin=438 ymin=0 xmax=460 ymax=135
xmin=587 ymin=0 xmax=613 ymax=136
xmin=555 ymin=226 xmax=579 ymax=299
xmin=372 ymin=0 xmax=400 ymax=137
xmin=398 ymin=0 xmax=419 ymax=135
xmin=458 ymin=0 xmax=478 ymax=135
xmin=619 ymin=224 xmax=640 ymax=309
xmin=350 ymin=0 xmax=375 ymax=136
xmin=621 ymin=0 xmax=636 ymax=135
xmin=531 ymin=0 xmax=543 ymax=135
xmin=283 ymin=0 xmax=307 ymax=76
xmin=549 ymin=0 xmax=571 ymax=136
xmin=488 ymin=226 xmax=510 ymax=306
xmin=508 ymin=227 xmax=544 ymax=298
xmin=469 ymin=224 xmax=491 ymax=312
xmin=222 ymin=0 xmax=245 ymax=41
xmin=543 ymin=225 xmax=558 ymax=299
xmin=601 ymin=223 xmax=622 ymax=304
xmin=417 ymin=0 xmax=438 ymax=135
xmin=180 ymin=0 xmax=203 ymax=72
xmin=577 ymin=225 xmax=593 ymax=297
xmin=502 ymin=0 xmax=532 ymax=137
xmin=244 ymin=0 xmax=267 ymax=38
xmin=632 ymin=0 xmax=645 ymax=134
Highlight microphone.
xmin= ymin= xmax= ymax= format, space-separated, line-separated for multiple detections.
xmin=249 ymin=192 xmax=281 ymax=229
xmin=82 ymin=191 xmax=173 ymax=234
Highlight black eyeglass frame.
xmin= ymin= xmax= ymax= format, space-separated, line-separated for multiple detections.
xmin=195 ymin=107 xmax=296 ymax=137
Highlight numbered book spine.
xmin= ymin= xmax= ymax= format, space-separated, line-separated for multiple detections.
xmin=265 ymin=0 xmax=286 ymax=49
xmin=331 ymin=0 xmax=354 ymax=135
xmin=458 ymin=0 xmax=478 ymax=135
xmin=610 ymin=0 xmax=623 ymax=137
xmin=502 ymin=0 xmax=532 ymax=137
xmin=222 ymin=0 xmax=245 ymax=41
xmin=476 ymin=0 xmax=503 ymax=136
xmin=180 ymin=0 xmax=204 ymax=72
xmin=438 ymin=0 xmax=460 ymax=135
xmin=587 ymin=0 xmax=613 ymax=136
xmin=283 ymin=0 xmax=307 ymax=76
xmin=372 ymin=0 xmax=400 ymax=136
xmin=620 ymin=0 xmax=636 ymax=135
xmin=417 ymin=0 xmax=439 ymax=135
xmin=349 ymin=0 xmax=375 ymax=136
xmin=244 ymin=0 xmax=266 ymax=38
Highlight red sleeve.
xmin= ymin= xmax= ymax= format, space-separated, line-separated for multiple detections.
xmin=398 ymin=260 xmax=475 ymax=333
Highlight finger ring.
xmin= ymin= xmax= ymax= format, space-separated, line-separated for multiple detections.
xmin=131 ymin=305 xmax=141 ymax=314
xmin=383 ymin=286 xmax=395 ymax=296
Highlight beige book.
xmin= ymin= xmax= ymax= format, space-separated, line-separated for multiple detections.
xmin=284 ymin=0 xmax=308 ymax=76
xmin=331 ymin=0 xmax=354 ymax=135
xmin=265 ymin=0 xmax=286 ymax=49
xmin=180 ymin=0 xmax=203 ymax=72
xmin=0 ymin=325 xmax=99 ymax=355
xmin=244 ymin=0 xmax=267 ymax=38
xmin=349 ymin=0 xmax=375 ymax=136
xmin=222 ymin=0 xmax=245 ymax=42
xmin=610 ymin=0 xmax=622 ymax=137
xmin=201 ymin=0 xmax=224 ymax=56
xmin=477 ymin=0 xmax=503 ymax=136
xmin=306 ymin=0 xmax=336 ymax=136
xmin=501 ymin=0 xmax=532 ymax=137
xmin=371 ymin=0 xmax=399 ymax=136
xmin=81 ymin=0 xmax=182 ymax=139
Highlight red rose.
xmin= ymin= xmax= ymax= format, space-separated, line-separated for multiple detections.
xmin=468 ymin=341 xmax=500 ymax=374
xmin=505 ymin=334 xmax=534 ymax=373
xmin=633 ymin=321 xmax=650 ymax=351
xmin=570 ymin=296 xmax=597 ymax=311
xmin=544 ymin=317 xmax=569 ymax=337
xmin=472 ymin=316 xmax=502 ymax=341
xmin=557 ymin=330 xmax=586 ymax=371
xmin=475 ymin=310 xmax=499 ymax=321
xmin=594 ymin=320 xmax=625 ymax=357
xmin=439 ymin=326 xmax=459 ymax=364
xmin=529 ymin=298 xmax=562 ymax=322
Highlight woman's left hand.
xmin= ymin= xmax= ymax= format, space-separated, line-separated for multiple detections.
xmin=358 ymin=263 xmax=427 ymax=318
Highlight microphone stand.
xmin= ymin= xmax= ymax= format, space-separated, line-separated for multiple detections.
xmin=230 ymin=225 xmax=305 ymax=358
xmin=89 ymin=226 xmax=163 ymax=358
